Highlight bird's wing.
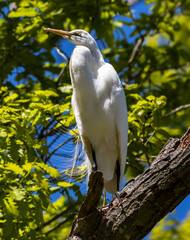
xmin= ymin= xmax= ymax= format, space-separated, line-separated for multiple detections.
xmin=109 ymin=66 xmax=128 ymax=188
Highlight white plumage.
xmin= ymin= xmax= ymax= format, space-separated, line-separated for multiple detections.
xmin=45 ymin=28 xmax=128 ymax=194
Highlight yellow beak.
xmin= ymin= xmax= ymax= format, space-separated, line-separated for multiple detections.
xmin=44 ymin=28 xmax=72 ymax=38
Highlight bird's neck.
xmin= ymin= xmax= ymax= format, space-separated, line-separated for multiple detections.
xmin=89 ymin=42 xmax=104 ymax=70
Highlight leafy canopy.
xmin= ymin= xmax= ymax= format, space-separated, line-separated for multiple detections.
xmin=0 ymin=0 xmax=190 ymax=239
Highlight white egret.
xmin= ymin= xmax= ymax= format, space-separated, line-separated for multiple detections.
xmin=45 ymin=28 xmax=128 ymax=194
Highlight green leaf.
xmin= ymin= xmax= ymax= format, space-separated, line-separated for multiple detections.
xmin=34 ymin=90 xmax=58 ymax=98
xmin=8 ymin=187 xmax=26 ymax=201
xmin=4 ymin=163 xmax=24 ymax=176
xmin=4 ymin=93 xmax=18 ymax=103
xmin=59 ymin=85 xmax=73 ymax=94
xmin=9 ymin=138 xmax=20 ymax=161
xmin=126 ymin=84 xmax=139 ymax=91
xmin=146 ymin=95 xmax=156 ymax=101
xmin=128 ymin=93 xmax=143 ymax=101
xmin=57 ymin=182 xmax=73 ymax=188
xmin=8 ymin=8 xmax=38 ymax=18
xmin=37 ymin=162 xmax=61 ymax=178
xmin=3 ymin=198 xmax=19 ymax=216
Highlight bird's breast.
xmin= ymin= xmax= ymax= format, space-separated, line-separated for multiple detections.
xmin=70 ymin=47 xmax=118 ymax=149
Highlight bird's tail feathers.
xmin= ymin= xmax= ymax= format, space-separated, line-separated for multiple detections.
xmin=46 ymin=123 xmax=89 ymax=185
xmin=66 ymin=137 xmax=90 ymax=184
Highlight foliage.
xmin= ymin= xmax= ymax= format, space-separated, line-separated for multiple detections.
xmin=0 ymin=0 xmax=190 ymax=239
xmin=149 ymin=214 xmax=190 ymax=240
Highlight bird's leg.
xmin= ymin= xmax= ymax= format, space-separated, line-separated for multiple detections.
xmin=103 ymin=189 xmax=106 ymax=206
xmin=91 ymin=145 xmax=97 ymax=171
xmin=109 ymin=160 xmax=123 ymax=207
xmin=116 ymin=159 xmax=120 ymax=192
xmin=115 ymin=160 xmax=124 ymax=209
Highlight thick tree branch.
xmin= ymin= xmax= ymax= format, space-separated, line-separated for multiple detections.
xmin=68 ymin=127 xmax=190 ymax=240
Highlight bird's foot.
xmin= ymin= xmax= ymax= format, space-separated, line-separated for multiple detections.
xmin=115 ymin=191 xmax=122 ymax=205
xmin=92 ymin=163 xmax=97 ymax=172
xmin=108 ymin=191 xmax=125 ymax=213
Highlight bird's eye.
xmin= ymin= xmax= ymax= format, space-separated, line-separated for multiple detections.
xmin=73 ymin=32 xmax=81 ymax=37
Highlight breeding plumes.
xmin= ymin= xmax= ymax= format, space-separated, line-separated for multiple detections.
xmin=45 ymin=28 xmax=128 ymax=194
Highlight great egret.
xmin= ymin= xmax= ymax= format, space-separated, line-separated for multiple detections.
xmin=45 ymin=28 xmax=128 ymax=194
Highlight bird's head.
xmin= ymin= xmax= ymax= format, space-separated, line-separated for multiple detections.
xmin=45 ymin=28 xmax=96 ymax=47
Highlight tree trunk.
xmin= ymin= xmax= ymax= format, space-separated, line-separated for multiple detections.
xmin=68 ymin=128 xmax=190 ymax=240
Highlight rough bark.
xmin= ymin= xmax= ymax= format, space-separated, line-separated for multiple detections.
xmin=68 ymin=128 xmax=190 ymax=240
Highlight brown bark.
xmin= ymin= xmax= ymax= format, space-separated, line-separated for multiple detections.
xmin=68 ymin=128 xmax=190 ymax=240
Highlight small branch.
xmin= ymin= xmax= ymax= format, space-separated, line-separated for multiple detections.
xmin=57 ymin=67 xmax=67 ymax=84
xmin=128 ymin=35 xmax=144 ymax=65
xmin=45 ymin=216 xmax=73 ymax=236
xmin=35 ymin=202 xmax=78 ymax=232
xmin=142 ymin=121 xmax=151 ymax=166
xmin=54 ymin=46 xmax=69 ymax=85
xmin=163 ymin=103 xmax=190 ymax=118
xmin=55 ymin=46 xmax=69 ymax=62
xmin=145 ymin=130 xmax=156 ymax=146
xmin=126 ymin=30 xmax=148 ymax=84
xmin=38 ymin=116 xmax=58 ymax=140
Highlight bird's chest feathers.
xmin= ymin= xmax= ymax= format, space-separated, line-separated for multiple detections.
xmin=70 ymin=46 xmax=110 ymax=103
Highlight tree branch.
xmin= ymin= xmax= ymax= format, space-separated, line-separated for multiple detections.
xmin=163 ymin=103 xmax=190 ymax=118
xmin=35 ymin=202 xmax=78 ymax=232
xmin=68 ymin=127 xmax=190 ymax=240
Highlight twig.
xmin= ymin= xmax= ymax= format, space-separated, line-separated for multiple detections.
xmin=55 ymin=46 xmax=69 ymax=62
xmin=145 ymin=130 xmax=156 ymax=146
xmin=55 ymin=46 xmax=69 ymax=85
xmin=38 ymin=116 xmax=60 ymax=140
xmin=126 ymin=2 xmax=147 ymax=67
xmin=141 ymin=122 xmax=151 ymax=166
xmin=45 ymin=217 xmax=73 ymax=236
xmin=163 ymin=103 xmax=190 ymax=118
xmin=128 ymin=35 xmax=144 ymax=65
xmin=135 ymin=158 xmax=147 ymax=163
xmin=35 ymin=202 xmax=78 ymax=232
